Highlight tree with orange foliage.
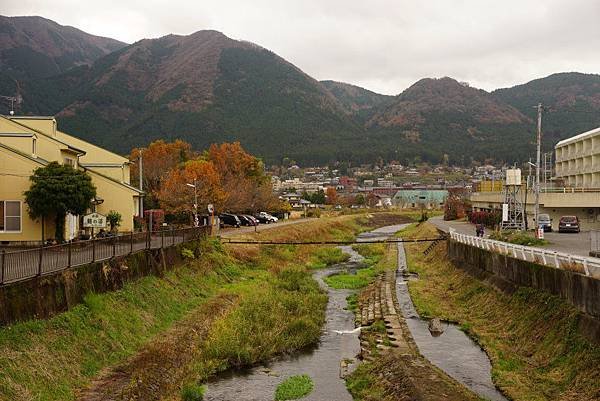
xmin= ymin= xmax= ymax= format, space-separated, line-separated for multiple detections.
xmin=325 ymin=187 xmax=338 ymax=205
xmin=207 ymin=142 xmax=279 ymax=213
xmin=130 ymin=140 xmax=195 ymax=206
xmin=157 ymin=159 xmax=226 ymax=217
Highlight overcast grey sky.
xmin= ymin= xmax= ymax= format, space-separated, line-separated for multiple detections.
xmin=5 ymin=0 xmax=600 ymax=95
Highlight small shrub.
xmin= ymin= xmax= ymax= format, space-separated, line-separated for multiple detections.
xmin=275 ymin=375 xmax=314 ymax=400
xmin=489 ymin=230 xmax=547 ymax=247
xmin=181 ymin=248 xmax=195 ymax=259
xmin=181 ymin=383 xmax=205 ymax=401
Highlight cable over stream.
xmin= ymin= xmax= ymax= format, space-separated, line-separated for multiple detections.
xmin=220 ymin=237 xmax=446 ymax=245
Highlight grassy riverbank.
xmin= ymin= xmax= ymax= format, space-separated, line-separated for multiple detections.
xmin=0 ymin=213 xmax=411 ymax=401
xmin=401 ymin=222 xmax=600 ymax=401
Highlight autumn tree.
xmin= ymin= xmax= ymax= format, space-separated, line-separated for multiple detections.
xmin=157 ymin=159 xmax=226 ymax=218
xmin=130 ymin=140 xmax=195 ymax=207
xmin=207 ymin=142 xmax=279 ymax=213
xmin=325 ymin=187 xmax=338 ymax=205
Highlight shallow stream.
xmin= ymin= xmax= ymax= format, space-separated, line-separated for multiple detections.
xmin=204 ymin=224 xmax=507 ymax=401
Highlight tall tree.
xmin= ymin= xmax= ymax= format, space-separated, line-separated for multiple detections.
xmin=157 ymin=159 xmax=226 ymax=216
xmin=24 ymin=162 xmax=97 ymax=242
xmin=326 ymin=187 xmax=338 ymax=205
xmin=130 ymin=140 xmax=195 ymax=207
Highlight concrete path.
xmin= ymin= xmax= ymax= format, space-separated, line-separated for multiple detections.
xmin=429 ymin=216 xmax=593 ymax=257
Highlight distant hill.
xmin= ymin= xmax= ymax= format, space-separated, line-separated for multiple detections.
xmin=2 ymin=16 xmax=600 ymax=166
xmin=493 ymin=72 xmax=600 ymax=151
xmin=321 ymin=80 xmax=394 ymax=122
xmin=0 ymin=15 xmax=126 ymax=79
xmin=366 ymin=77 xmax=533 ymax=164
xmin=12 ymin=30 xmax=364 ymax=164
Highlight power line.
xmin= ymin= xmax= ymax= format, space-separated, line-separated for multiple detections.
xmin=221 ymin=237 xmax=445 ymax=245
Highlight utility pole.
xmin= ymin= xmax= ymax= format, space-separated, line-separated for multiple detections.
xmin=534 ymin=103 xmax=543 ymax=232
xmin=193 ymin=178 xmax=198 ymax=227
xmin=139 ymin=148 xmax=144 ymax=219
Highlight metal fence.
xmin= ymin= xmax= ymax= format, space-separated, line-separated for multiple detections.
xmin=449 ymin=228 xmax=600 ymax=279
xmin=0 ymin=226 xmax=210 ymax=285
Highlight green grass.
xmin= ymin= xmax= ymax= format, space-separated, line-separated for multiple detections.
xmin=402 ymin=222 xmax=600 ymax=401
xmin=489 ymin=230 xmax=548 ymax=246
xmin=324 ymin=267 xmax=377 ymax=289
xmin=181 ymin=383 xmax=206 ymax=401
xmin=309 ymin=247 xmax=350 ymax=269
xmin=275 ymin=375 xmax=314 ymax=400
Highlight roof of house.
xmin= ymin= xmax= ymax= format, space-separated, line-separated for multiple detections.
xmin=0 ymin=142 xmax=48 ymax=166
xmin=1 ymin=115 xmax=86 ymax=155
xmin=555 ymin=126 xmax=600 ymax=148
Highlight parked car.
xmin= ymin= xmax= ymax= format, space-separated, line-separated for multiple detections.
xmin=238 ymin=215 xmax=257 ymax=226
xmin=243 ymin=215 xmax=259 ymax=226
xmin=537 ymin=213 xmax=552 ymax=232
xmin=220 ymin=213 xmax=241 ymax=228
xmin=558 ymin=215 xmax=580 ymax=233
xmin=255 ymin=212 xmax=277 ymax=224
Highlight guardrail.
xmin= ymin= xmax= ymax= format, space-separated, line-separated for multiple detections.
xmin=449 ymin=229 xmax=600 ymax=278
xmin=0 ymin=226 xmax=210 ymax=286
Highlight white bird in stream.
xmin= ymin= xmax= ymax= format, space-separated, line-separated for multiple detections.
xmin=333 ymin=327 xmax=362 ymax=335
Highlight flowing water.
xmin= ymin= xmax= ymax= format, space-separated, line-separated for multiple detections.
xmin=395 ymin=238 xmax=508 ymax=401
xmin=204 ymin=224 xmax=507 ymax=401
xmin=203 ymin=250 xmax=364 ymax=401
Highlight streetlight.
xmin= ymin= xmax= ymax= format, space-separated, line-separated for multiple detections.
xmin=186 ymin=180 xmax=198 ymax=227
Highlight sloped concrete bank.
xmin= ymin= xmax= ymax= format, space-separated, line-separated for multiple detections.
xmin=0 ymin=241 xmax=201 ymax=326
xmin=448 ymin=239 xmax=600 ymax=342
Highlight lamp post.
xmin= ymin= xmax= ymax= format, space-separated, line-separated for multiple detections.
xmin=186 ymin=180 xmax=198 ymax=227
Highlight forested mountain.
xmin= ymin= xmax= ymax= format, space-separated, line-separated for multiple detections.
xmin=365 ymin=78 xmax=534 ymax=164
xmin=321 ymin=80 xmax=394 ymax=122
xmin=493 ymin=72 xmax=600 ymax=151
xmin=1 ymin=16 xmax=600 ymax=166
xmin=0 ymin=15 xmax=125 ymax=79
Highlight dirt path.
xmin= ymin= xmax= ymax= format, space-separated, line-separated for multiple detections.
xmin=356 ymin=251 xmax=481 ymax=401
xmin=76 ymin=294 xmax=236 ymax=401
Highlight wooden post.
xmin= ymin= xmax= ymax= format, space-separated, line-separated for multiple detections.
xmin=92 ymin=238 xmax=96 ymax=262
xmin=161 ymin=230 xmax=164 ymax=248
xmin=38 ymin=245 xmax=43 ymax=276
xmin=130 ymin=232 xmax=134 ymax=254
xmin=1 ymin=249 xmax=5 ymax=284
xmin=112 ymin=236 xmax=116 ymax=258
xmin=68 ymin=241 xmax=72 ymax=268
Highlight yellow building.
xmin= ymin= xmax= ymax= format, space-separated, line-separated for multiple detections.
xmin=0 ymin=115 xmax=143 ymax=243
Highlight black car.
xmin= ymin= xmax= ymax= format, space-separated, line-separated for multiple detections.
xmin=220 ymin=213 xmax=241 ymax=228
xmin=558 ymin=215 xmax=580 ymax=233
xmin=238 ymin=215 xmax=256 ymax=226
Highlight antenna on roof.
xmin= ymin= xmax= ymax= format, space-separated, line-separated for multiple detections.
xmin=0 ymin=94 xmax=21 ymax=116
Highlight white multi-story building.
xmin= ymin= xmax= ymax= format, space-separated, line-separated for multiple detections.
xmin=555 ymin=127 xmax=600 ymax=187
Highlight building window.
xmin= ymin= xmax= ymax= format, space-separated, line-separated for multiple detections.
xmin=0 ymin=201 xmax=21 ymax=232
xmin=64 ymin=158 xmax=74 ymax=167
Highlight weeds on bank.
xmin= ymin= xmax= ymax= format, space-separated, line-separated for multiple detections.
xmin=274 ymin=374 xmax=314 ymax=400
xmin=489 ymin=230 xmax=548 ymax=246
xmin=401 ymin=222 xmax=600 ymax=401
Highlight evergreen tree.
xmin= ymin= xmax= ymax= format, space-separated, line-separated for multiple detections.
xmin=24 ymin=162 xmax=97 ymax=242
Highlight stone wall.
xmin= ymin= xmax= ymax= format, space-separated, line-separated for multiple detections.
xmin=448 ymin=240 xmax=600 ymax=342
xmin=0 ymin=241 xmax=198 ymax=327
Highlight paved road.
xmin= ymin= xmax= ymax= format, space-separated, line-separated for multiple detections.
xmin=430 ymin=216 xmax=593 ymax=257
xmin=219 ymin=218 xmax=316 ymax=238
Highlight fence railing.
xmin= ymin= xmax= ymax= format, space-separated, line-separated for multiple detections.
xmin=449 ymin=229 xmax=600 ymax=278
xmin=0 ymin=226 xmax=210 ymax=286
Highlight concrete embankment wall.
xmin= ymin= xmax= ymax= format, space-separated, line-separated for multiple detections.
xmin=448 ymin=240 xmax=600 ymax=342
xmin=0 ymin=242 xmax=198 ymax=327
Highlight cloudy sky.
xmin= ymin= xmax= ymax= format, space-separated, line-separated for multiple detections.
xmin=5 ymin=0 xmax=600 ymax=95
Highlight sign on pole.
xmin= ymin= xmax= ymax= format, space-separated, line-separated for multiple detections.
xmin=207 ymin=204 xmax=214 ymax=213
xmin=502 ymin=203 xmax=509 ymax=222
xmin=83 ymin=212 xmax=106 ymax=228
